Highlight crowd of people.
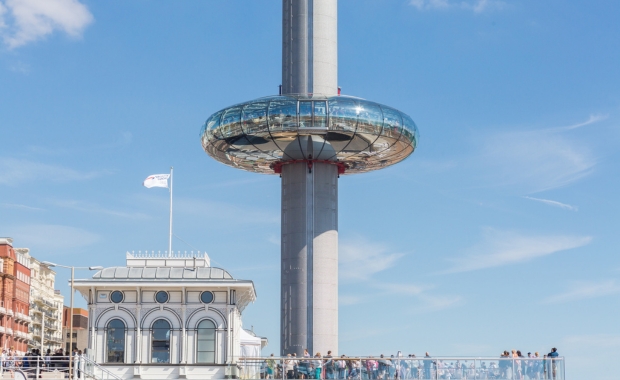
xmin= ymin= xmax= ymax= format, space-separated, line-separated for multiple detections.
xmin=256 ymin=348 xmax=562 ymax=380
xmin=0 ymin=347 xmax=88 ymax=378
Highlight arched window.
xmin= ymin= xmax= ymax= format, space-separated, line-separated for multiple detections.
xmin=196 ymin=319 xmax=216 ymax=363
xmin=151 ymin=319 xmax=171 ymax=363
xmin=106 ymin=319 xmax=125 ymax=363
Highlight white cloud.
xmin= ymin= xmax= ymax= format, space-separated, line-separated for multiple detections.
xmin=544 ymin=280 xmax=620 ymax=303
xmin=410 ymin=0 xmax=505 ymax=13
xmin=339 ymin=237 xmax=404 ymax=281
xmin=479 ymin=128 xmax=596 ymax=192
xmin=0 ymin=202 xmax=44 ymax=211
xmin=557 ymin=113 xmax=608 ymax=131
xmin=441 ymin=228 xmax=592 ymax=274
xmin=523 ymin=196 xmax=578 ymax=211
xmin=0 ymin=158 xmax=100 ymax=185
xmin=0 ymin=0 xmax=93 ymax=49
xmin=7 ymin=224 xmax=100 ymax=250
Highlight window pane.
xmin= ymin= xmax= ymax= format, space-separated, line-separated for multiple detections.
xmin=196 ymin=320 xmax=216 ymax=364
xmin=381 ymin=106 xmax=403 ymax=139
xmin=241 ymin=101 xmax=269 ymax=135
xmin=152 ymin=319 xmax=171 ymax=363
xmin=197 ymin=352 xmax=215 ymax=363
xmin=314 ymin=101 xmax=327 ymax=128
xmin=200 ymin=291 xmax=214 ymax=304
xmin=220 ymin=105 xmax=242 ymax=138
xmin=198 ymin=319 xmax=215 ymax=329
xmin=268 ymin=98 xmax=298 ymax=132
xmin=328 ymin=98 xmax=358 ymax=132
xmin=299 ymin=101 xmax=312 ymax=128
xmin=197 ymin=340 xmax=214 ymax=351
xmin=106 ymin=319 xmax=125 ymax=363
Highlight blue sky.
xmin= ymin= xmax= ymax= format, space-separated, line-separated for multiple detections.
xmin=1 ymin=0 xmax=619 ymax=378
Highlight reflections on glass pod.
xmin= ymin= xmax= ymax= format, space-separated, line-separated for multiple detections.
xmin=200 ymin=95 xmax=419 ymax=174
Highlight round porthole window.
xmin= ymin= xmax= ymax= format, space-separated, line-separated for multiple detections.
xmin=110 ymin=291 xmax=123 ymax=303
xmin=200 ymin=291 xmax=214 ymax=304
xmin=155 ymin=291 xmax=169 ymax=303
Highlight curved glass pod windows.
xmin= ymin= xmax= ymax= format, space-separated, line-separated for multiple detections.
xmin=151 ymin=319 xmax=171 ymax=363
xmin=110 ymin=291 xmax=123 ymax=304
xmin=268 ymin=98 xmax=297 ymax=132
xmin=196 ymin=320 xmax=216 ymax=363
xmin=201 ymin=95 xmax=418 ymax=175
xmin=106 ymin=319 xmax=125 ymax=363
xmin=155 ymin=291 xmax=169 ymax=303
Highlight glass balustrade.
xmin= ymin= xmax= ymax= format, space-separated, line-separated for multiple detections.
xmin=236 ymin=356 xmax=565 ymax=380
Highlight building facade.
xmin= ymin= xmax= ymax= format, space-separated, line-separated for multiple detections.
xmin=28 ymin=253 xmax=64 ymax=353
xmin=73 ymin=252 xmax=258 ymax=380
xmin=0 ymin=238 xmax=32 ymax=354
xmin=62 ymin=307 xmax=89 ymax=352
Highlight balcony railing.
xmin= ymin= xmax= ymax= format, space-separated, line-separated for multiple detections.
xmin=5 ymin=328 xmax=13 ymax=335
xmin=237 ymin=356 xmax=566 ymax=380
xmin=0 ymin=326 xmax=4 ymax=333
xmin=0 ymin=356 xmax=122 ymax=380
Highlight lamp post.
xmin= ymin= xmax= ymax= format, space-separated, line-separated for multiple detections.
xmin=42 ymin=262 xmax=103 ymax=376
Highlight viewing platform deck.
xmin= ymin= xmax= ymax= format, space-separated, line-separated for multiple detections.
xmin=237 ymin=356 xmax=565 ymax=380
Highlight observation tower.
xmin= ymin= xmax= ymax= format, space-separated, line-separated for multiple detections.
xmin=200 ymin=1 xmax=418 ymax=356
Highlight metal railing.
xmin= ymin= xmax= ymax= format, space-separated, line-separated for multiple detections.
xmin=237 ymin=356 xmax=565 ymax=380
xmin=0 ymin=356 xmax=122 ymax=380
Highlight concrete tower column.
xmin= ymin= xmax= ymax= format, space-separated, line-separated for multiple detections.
xmin=282 ymin=0 xmax=337 ymax=95
xmin=281 ymin=0 xmax=339 ymax=356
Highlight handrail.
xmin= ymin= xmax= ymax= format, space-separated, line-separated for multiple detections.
xmin=81 ymin=356 xmax=123 ymax=380
xmin=237 ymin=356 xmax=565 ymax=380
xmin=0 ymin=356 xmax=123 ymax=380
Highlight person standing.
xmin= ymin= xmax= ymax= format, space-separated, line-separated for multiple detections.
xmin=285 ymin=354 xmax=296 ymax=379
xmin=423 ymin=353 xmax=432 ymax=380
xmin=313 ymin=353 xmax=323 ymax=380
xmin=324 ymin=351 xmax=334 ymax=379
xmin=266 ymin=354 xmax=276 ymax=379
xmin=547 ymin=348 xmax=559 ymax=380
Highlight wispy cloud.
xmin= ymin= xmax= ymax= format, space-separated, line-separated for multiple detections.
xmin=340 ymin=282 xmax=462 ymax=312
xmin=410 ymin=0 xmax=505 ymax=13
xmin=478 ymin=127 xmax=596 ymax=192
xmin=441 ymin=228 xmax=592 ymax=274
xmin=339 ymin=237 xmax=404 ymax=281
xmin=544 ymin=280 xmax=620 ymax=304
xmin=0 ymin=0 xmax=93 ymax=49
xmin=0 ymin=158 xmax=101 ymax=185
xmin=7 ymin=224 xmax=100 ymax=250
xmin=556 ymin=114 xmax=608 ymax=131
xmin=523 ymin=196 xmax=578 ymax=211
xmin=53 ymin=199 xmax=149 ymax=219
xmin=0 ymin=202 xmax=44 ymax=211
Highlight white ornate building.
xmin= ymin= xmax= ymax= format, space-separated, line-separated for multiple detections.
xmin=26 ymin=252 xmax=65 ymax=353
xmin=73 ymin=252 xmax=260 ymax=380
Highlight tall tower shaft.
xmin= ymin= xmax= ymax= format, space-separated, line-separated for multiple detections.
xmin=281 ymin=0 xmax=339 ymax=356
xmin=201 ymin=0 xmax=418 ymax=359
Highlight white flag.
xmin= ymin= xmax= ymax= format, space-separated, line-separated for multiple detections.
xmin=143 ymin=174 xmax=170 ymax=188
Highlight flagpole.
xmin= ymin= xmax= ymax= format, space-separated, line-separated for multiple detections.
xmin=169 ymin=166 xmax=173 ymax=257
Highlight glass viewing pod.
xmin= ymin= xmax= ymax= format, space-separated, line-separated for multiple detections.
xmin=201 ymin=95 xmax=419 ymax=175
